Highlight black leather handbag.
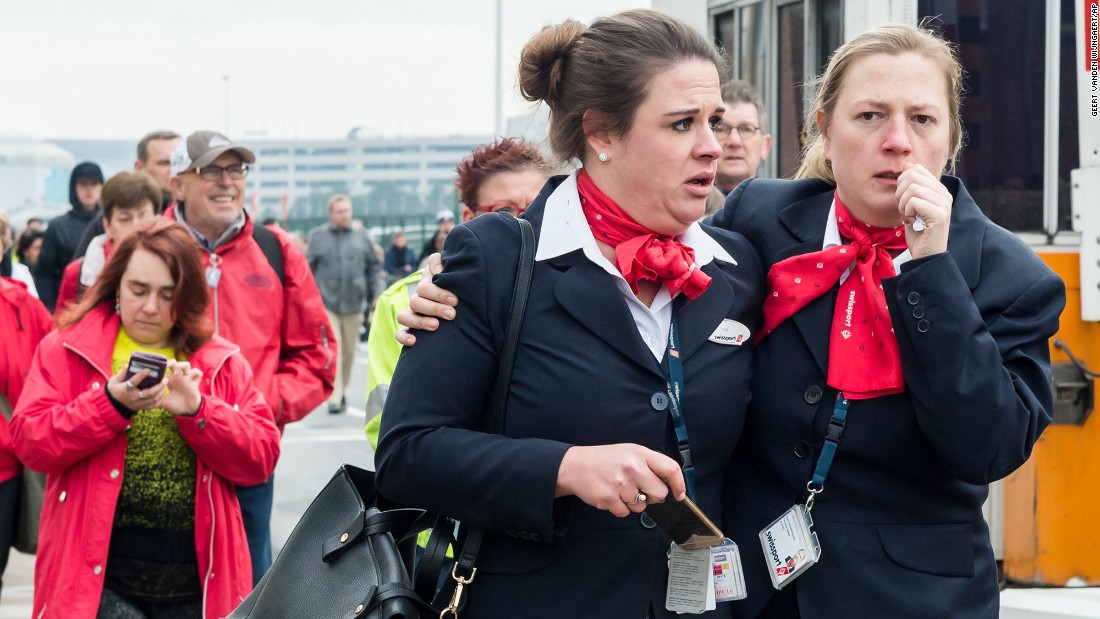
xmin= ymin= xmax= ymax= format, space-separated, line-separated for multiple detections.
xmin=225 ymin=217 xmax=536 ymax=619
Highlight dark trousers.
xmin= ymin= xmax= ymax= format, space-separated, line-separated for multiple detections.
xmin=0 ymin=476 xmax=18 ymax=599
xmin=236 ymin=477 xmax=274 ymax=586
xmin=96 ymin=586 xmax=201 ymax=619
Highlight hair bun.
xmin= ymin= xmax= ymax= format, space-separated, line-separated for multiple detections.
xmin=517 ymin=19 xmax=586 ymax=107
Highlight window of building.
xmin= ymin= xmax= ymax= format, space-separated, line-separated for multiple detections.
xmin=260 ymin=165 xmax=288 ymax=173
xmin=294 ymin=147 xmax=348 ymax=156
xmin=259 ymin=148 xmax=289 ymax=157
xmin=365 ymin=146 xmax=421 ymax=154
xmin=426 ymin=144 xmax=476 ymax=153
xmin=919 ymin=0 xmax=1076 ymax=232
xmin=260 ymin=181 xmax=289 ymax=188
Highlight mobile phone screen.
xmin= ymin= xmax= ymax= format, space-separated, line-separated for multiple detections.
xmin=125 ymin=352 xmax=168 ymax=390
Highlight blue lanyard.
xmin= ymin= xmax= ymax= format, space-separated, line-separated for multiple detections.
xmin=805 ymin=393 xmax=849 ymax=509
xmin=665 ymin=315 xmax=696 ymax=502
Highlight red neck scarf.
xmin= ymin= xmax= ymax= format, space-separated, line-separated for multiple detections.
xmin=577 ymin=169 xmax=711 ymax=300
xmin=759 ymin=193 xmax=908 ymax=399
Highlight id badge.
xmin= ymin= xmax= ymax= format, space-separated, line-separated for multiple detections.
xmin=665 ymin=543 xmax=715 ymax=614
xmin=758 ymin=503 xmax=821 ymax=590
xmin=711 ymin=538 xmax=746 ymax=601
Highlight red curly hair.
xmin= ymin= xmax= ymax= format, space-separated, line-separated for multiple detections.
xmin=454 ymin=138 xmax=554 ymax=208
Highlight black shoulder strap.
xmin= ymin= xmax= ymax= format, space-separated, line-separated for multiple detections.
xmin=435 ymin=217 xmax=536 ymax=613
xmin=252 ymin=224 xmax=285 ymax=285
xmin=487 ymin=217 xmax=535 ymax=434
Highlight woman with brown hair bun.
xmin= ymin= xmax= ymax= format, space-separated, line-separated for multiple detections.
xmin=12 ymin=218 xmax=280 ymax=619
xmin=376 ymin=9 xmax=762 ymax=619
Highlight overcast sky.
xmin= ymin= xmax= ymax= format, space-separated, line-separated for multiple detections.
xmin=0 ymin=0 xmax=650 ymax=142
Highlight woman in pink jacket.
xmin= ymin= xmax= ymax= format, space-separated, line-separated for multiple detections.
xmin=12 ymin=219 xmax=280 ymax=619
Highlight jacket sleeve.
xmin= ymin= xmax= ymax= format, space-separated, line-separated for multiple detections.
xmin=176 ymin=352 xmax=281 ymax=486
xmin=364 ymin=281 xmax=409 ymax=449
xmin=11 ymin=336 xmax=132 ymax=474
xmin=884 ymin=250 xmax=1065 ymax=484
xmin=271 ymin=238 xmax=335 ymax=424
xmin=375 ymin=222 xmax=570 ymax=540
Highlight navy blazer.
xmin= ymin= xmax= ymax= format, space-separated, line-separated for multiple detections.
xmin=710 ymin=177 xmax=1065 ymax=618
xmin=376 ymin=176 xmax=765 ymax=619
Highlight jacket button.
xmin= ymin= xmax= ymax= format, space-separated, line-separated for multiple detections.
xmin=94 ymin=565 xmax=103 ymax=576
xmin=59 ymin=491 xmax=67 ymax=502
xmin=907 ymin=292 xmax=920 ymax=305
xmin=92 ymin=381 xmax=101 ymax=390
xmin=109 ymin=469 xmax=120 ymax=479
xmin=917 ymin=319 xmax=930 ymax=333
xmin=650 ymin=392 xmax=670 ymax=412
xmin=912 ymin=306 xmax=926 ymax=319
xmin=803 ymin=386 xmax=823 ymax=404
xmin=233 ymin=404 xmax=239 ymax=411
xmin=794 ymin=441 xmax=811 ymax=459
xmin=197 ymin=419 xmax=206 ymax=429
xmin=640 ymin=512 xmax=657 ymax=529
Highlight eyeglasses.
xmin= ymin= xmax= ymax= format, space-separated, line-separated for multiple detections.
xmin=192 ymin=163 xmax=250 ymax=182
xmin=472 ymin=203 xmax=526 ymax=217
xmin=713 ymin=123 xmax=762 ymax=140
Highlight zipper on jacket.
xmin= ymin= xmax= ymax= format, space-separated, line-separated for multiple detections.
xmin=202 ymin=470 xmax=216 ymax=619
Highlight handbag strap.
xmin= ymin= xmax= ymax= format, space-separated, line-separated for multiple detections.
xmin=431 ymin=216 xmax=537 ymax=616
xmin=486 ymin=216 xmax=535 ymax=434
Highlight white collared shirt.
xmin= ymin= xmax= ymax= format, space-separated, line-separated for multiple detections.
xmin=822 ymin=198 xmax=912 ymax=283
xmin=536 ymin=172 xmax=737 ymax=361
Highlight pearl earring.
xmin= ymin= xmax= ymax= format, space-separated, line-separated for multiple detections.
xmin=598 ymin=152 xmax=609 ymax=162
xmin=115 ymin=294 xmax=120 ymax=314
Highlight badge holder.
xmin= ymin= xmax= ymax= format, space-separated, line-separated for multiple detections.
xmin=758 ymin=393 xmax=847 ymax=590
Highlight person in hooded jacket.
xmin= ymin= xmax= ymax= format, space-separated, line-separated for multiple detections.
xmin=12 ymin=219 xmax=280 ymax=619
xmin=34 ymin=161 xmax=104 ymax=312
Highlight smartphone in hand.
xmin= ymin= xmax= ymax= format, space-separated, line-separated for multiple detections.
xmin=125 ymin=352 xmax=168 ymax=389
xmin=645 ymin=493 xmax=725 ymax=550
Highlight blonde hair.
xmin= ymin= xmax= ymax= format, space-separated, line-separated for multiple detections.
xmin=517 ymin=9 xmax=728 ymax=165
xmin=795 ymin=22 xmax=964 ymax=183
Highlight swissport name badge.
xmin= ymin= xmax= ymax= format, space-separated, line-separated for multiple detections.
xmin=708 ymin=319 xmax=751 ymax=346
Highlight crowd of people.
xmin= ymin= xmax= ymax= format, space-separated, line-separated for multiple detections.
xmin=0 ymin=7 xmax=1067 ymax=619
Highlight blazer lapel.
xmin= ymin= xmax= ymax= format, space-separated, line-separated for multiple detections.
xmin=773 ymin=190 xmax=835 ymax=375
xmin=676 ymin=261 xmax=736 ymax=362
xmin=551 ymin=252 xmax=665 ymax=378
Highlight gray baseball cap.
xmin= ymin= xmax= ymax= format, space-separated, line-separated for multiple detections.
xmin=170 ymin=130 xmax=256 ymax=177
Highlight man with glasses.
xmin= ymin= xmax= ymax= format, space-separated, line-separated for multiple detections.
xmin=307 ymin=194 xmax=383 ymax=415
xmin=714 ymin=81 xmax=773 ymax=196
xmin=166 ymin=130 xmax=335 ymax=585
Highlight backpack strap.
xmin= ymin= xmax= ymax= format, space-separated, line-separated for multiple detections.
xmin=252 ymin=224 xmax=285 ymax=285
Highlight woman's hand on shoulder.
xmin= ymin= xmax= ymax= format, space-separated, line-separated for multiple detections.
xmin=555 ymin=444 xmax=686 ymax=518
xmin=897 ymin=163 xmax=953 ymax=259
xmin=163 ymin=360 xmax=203 ymax=417
xmin=395 ymin=252 xmax=459 ymax=346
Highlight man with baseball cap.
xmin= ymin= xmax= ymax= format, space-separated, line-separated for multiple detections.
xmin=167 ymin=130 xmax=335 ymax=584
